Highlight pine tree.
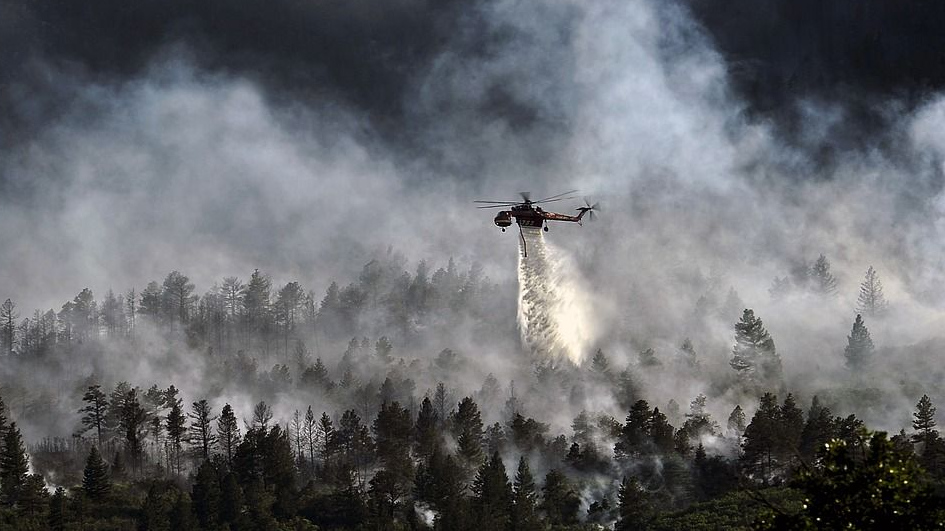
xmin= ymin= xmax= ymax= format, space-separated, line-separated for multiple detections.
xmin=856 ymin=266 xmax=888 ymax=317
xmin=844 ymin=314 xmax=875 ymax=371
xmin=79 ymin=385 xmax=108 ymax=448
xmin=451 ymin=397 xmax=484 ymax=473
xmin=0 ymin=423 xmax=29 ymax=506
xmin=913 ymin=394 xmax=939 ymax=448
xmin=0 ymin=299 xmax=17 ymax=355
xmin=217 ymin=403 xmax=241 ymax=463
xmin=19 ymin=473 xmax=47 ymax=519
xmin=192 ymin=460 xmax=221 ymax=529
xmin=510 ymin=456 xmax=541 ymax=531
xmin=119 ymin=388 xmax=148 ymax=474
xmin=166 ymin=397 xmax=186 ymax=475
xmin=615 ymin=399 xmax=652 ymax=460
xmin=539 ymin=469 xmax=580 ymax=525
xmin=810 ymin=254 xmax=838 ymax=296
xmin=730 ymin=309 xmax=781 ymax=388
xmin=188 ymin=399 xmax=217 ymax=460
xmin=799 ymin=396 xmax=835 ymax=462
xmin=414 ymin=397 xmax=439 ymax=461
xmin=778 ymin=393 xmax=805 ymax=465
xmin=472 ymin=452 xmax=512 ymax=530
xmin=48 ymin=487 xmax=66 ymax=531
xmin=615 ymin=476 xmax=653 ymax=531
xmin=82 ymin=446 xmax=111 ymax=501
xmin=741 ymin=393 xmax=780 ymax=484
xmin=727 ymin=405 xmax=746 ymax=438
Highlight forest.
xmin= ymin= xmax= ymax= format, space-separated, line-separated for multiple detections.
xmin=0 ymin=249 xmax=941 ymax=531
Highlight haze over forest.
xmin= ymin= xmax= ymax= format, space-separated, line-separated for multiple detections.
xmin=4 ymin=0 xmax=945 ymax=529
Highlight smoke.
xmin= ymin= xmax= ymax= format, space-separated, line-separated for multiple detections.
xmin=517 ymin=227 xmax=597 ymax=365
xmin=6 ymin=0 xmax=945 ymax=450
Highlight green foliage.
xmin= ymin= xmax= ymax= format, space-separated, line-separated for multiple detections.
xmin=82 ymin=446 xmax=111 ymax=501
xmin=765 ymin=432 xmax=945 ymax=529
xmin=844 ymin=314 xmax=875 ymax=371
xmin=731 ymin=309 xmax=781 ymax=389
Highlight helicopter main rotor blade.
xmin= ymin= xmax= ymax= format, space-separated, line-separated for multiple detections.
xmin=532 ymin=196 xmax=579 ymax=205
xmin=474 ymin=200 xmax=520 ymax=205
xmin=534 ymin=189 xmax=579 ymax=203
xmin=476 ymin=204 xmax=513 ymax=209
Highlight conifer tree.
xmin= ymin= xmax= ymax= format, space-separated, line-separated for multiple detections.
xmin=48 ymin=487 xmax=66 ymax=531
xmin=727 ymin=405 xmax=746 ymax=438
xmin=166 ymin=397 xmax=186 ymax=475
xmin=510 ymin=456 xmax=541 ymax=531
xmin=0 ymin=423 xmax=29 ymax=506
xmin=810 ymin=254 xmax=838 ymax=296
xmin=79 ymin=385 xmax=109 ymax=448
xmin=188 ymin=399 xmax=217 ymax=460
xmin=616 ymin=476 xmax=653 ymax=530
xmin=741 ymin=393 xmax=780 ymax=483
xmin=913 ymin=394 xmax=939 ymax=448
xmin=844 ymin=314 xmax=875 ymax=370
xmin=0 ymin=299 xmax=17 ymax=355
xmin=216 ymin=403 xmax=241 ymax=463
xmin=82 ymin=446 xmax=111 ymax=501
xmin=615 ymin=399 xmax=652 ymax=460
xmin=119 ymin=388 xmax=148 ymax=474
xmin=799 ymin=396 xmax=835 ymax=462
xmin=472 ymin=452 xmax=512 ymax=530
xmin=19 ymin=473 xmax=47 ymax=519
xmin=192 ymin=460 xmax=221 ymax=529
xmin=539 ymin=469 xmax=580 ymax=525
xmin=414 ymin=397 xmax=439 ymax=461
xmin=778 ymin=393 xmax=805 ymax=465
xmin=730 ymin=309 xmax=781 ymax=388
xmin=856 ymin=266 xmax=888 ymax=317
xmin=451 ymin=397 xmax=484 ymax=472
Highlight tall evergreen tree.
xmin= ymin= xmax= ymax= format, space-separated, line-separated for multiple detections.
xmin=0 ymin=299 xmax=16 ymax=355
xmin=216 ymin=403 xmax=241 ymax=464
xmin=192 ymin=459 xmax=221 ymax=529
xmin=856 ymin=266 xmax=888 ymax=317
xmin=539 ymin=469 xmax=580 ymax=525
xmin=119 ymin=388 xmax=148 ymax=474
xmin=510 ymin=456 xmax=541 ymax=531
xmin=166 ymin=396 xmax=186 ymax=475
xmin=810 ymin=254 xmax=838 ymax=296
xmin=615 ymin=476 xmax=653 ymax=531
xmin=471 ymin=451 xmax=512 ymax=530
xmin=79 ymin=385 xmax=109 ymax=448
xmin=799 ymin=396 xmax=835 ymax=463
xmin=48 ymin=487 xmax=66 ymax=531
xmin=414 ymin=396 xmax=439 ymax=462
xmin=730 ymin=309 xmax=781 ymax=388
xmin=0 ymin=423 xmax=29 ymax=507
xmin=451 ymin=397 xmax=484 ymax=473
xmin=188 ymin=399 xmax=217 ymax=460
xmin=912 ymin=394 xmax=939 ymax=448
xmin=844 ymin=314 xmax=875 ymax=370
xmin=82 ymin=446 xmax=111 ymax=501
xmin=741 ymin=393 xmax=780 ymax=484
xmin=615 ymin=399 xmax=652 ymax=460
xmin=727 ymin=405 xmax=746 ymax=438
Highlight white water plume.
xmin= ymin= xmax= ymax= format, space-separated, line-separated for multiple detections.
xmin=516 ymin=227 xmax=597 ymax=365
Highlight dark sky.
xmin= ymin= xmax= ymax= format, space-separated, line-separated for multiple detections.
xmin=5 ymin=0 xmax=945 ymax=155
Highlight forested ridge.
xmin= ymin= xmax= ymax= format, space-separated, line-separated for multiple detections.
xmin=0 ymin=251 xmax=942 ymax=530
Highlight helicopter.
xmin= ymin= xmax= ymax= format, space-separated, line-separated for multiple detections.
xmin=475 ymin=190 xmax=598 ymax=256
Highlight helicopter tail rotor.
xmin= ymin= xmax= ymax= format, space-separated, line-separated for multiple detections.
xmin=578 ymin=198 xmax=600 ymax=221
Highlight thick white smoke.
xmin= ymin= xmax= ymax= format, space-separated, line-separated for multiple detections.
xmin=517 ymin=227 xmax=598 ymax=365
